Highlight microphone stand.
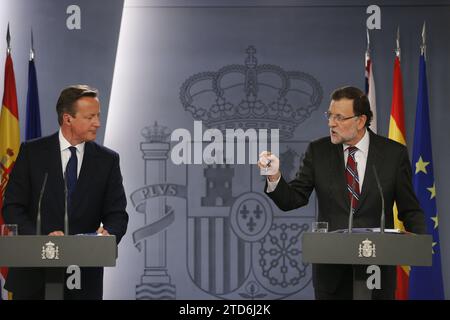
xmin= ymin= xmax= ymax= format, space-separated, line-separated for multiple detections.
xmin=36 ymin=172 xmax=48 ymax=235
xmin=63 ymin=170 xmax=69 ymax=235
xmin=347 ymin=172 xmax=357 ymax=233
xmin=372 ymin=165 xmax=385 ymax=234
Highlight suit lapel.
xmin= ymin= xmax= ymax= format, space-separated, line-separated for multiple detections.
xmin=355 ymin=131 xmax=384 ymax=212
xmin=45 ymin=133 xmax=65 ymax=213
xmin=330 ymin=143 xmax=349 ymax=211
xmin=71 ymin=142 xmax=97 ymax=214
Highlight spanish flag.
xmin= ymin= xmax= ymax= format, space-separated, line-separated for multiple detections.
xmin=0 ymin=24 xmax=20 ymax=301
xmin=388 ymin=53 xmax=409 ymax=300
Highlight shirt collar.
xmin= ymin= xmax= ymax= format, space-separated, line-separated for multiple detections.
xmin=59 ymin=129 xmax=85 ymax=153
xmin=343 ymin=128 xmax=370 ymax=155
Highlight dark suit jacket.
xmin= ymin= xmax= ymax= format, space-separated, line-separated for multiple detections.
xmin=3 ymin=132 xmax=128 ymax=299
xmin=266 ymin=130 xmax=426 ymax=298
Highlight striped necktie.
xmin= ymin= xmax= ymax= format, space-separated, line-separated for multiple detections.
xmin=346 ymin=146 xmax=360 ymax=212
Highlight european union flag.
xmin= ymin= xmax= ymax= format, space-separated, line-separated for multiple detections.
xmin=408 ymin=53 xmax=444 ymax=299
xmin=25 ymin=55 xmax=41 ymax=140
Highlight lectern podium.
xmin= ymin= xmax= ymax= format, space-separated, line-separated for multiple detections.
xmin=0 ymin=235 xmax=117 ymax=300
xmin=302 ymin=231 xmax=432 ymax=299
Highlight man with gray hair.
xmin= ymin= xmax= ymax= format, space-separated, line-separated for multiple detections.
xmin=258 ymin=86 xmax=426 ymax=299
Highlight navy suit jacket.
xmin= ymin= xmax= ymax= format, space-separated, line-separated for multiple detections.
xmin=3 ymin=132 xmax=128 ymax=299
xmin=266 ymin=129 xmax=426 ymax=298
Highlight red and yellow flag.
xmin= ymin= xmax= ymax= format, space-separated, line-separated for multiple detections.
xmin=0 ymin=49 xmax=20 ymax=301
xmin=388 ymin=55 xmax=409 ymax=300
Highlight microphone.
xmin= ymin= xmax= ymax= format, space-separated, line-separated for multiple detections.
xmin=63 ymin=170 xmax=69 ymax=235
xmin=372 ymin=165 xmax=385 ymax=233
xmin=36 ymin=172 xmax=48 ymax=235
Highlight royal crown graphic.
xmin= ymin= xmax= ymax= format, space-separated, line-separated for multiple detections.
xmin=141 ymin=121 xmax=171 ymax=143
xmin=180 ymin=46 xmax=323 ymax=140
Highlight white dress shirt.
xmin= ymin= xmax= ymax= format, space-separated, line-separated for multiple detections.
xmin=342 ymin=128 xmax=369 ymax=189
xmin=59 ymin=129 xmax=85 ymax=178
xmin=267 ymin=129 xmax=370 ymax=192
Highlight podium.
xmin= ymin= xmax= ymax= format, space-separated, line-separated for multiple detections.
xmin=302 ymin=231 xmax=432 ymax=299
xmin=0 ymin=235 xmax=117 ymax=300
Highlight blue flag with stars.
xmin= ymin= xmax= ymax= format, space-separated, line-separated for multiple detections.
xmin=408 ymin=53 xmax=444 ymax=300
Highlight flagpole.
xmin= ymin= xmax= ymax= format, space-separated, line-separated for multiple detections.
xmin=365 ymin=28 xmax=370 ymax=65
xmin=6 ymin=23 xmax=11 ymax=55
xmin=421 ymin=22 xmax=426 ymax=60
xmin=30 ymin=28 xmax=35 ymax=61
xmin=395 ymin=26 xmax=401 ymax=60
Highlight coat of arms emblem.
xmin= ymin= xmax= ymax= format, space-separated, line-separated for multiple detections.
xmin=358 ymin=238 xmax=376 ymax=258
xmin=41 ymin=241 xmax=60 ymax=260
xmin=130 ymin=46 xmax=322 ymax=299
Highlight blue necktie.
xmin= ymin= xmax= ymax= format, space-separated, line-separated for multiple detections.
xmin=66 ymin=146 xmax=78 ymax=204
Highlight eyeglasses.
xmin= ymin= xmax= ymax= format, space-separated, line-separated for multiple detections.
xmin=324 ymin=111 xmax=359 ymax=122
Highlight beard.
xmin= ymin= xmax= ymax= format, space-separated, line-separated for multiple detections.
xmin=329 ymin=129 xmax=357 ymax=145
